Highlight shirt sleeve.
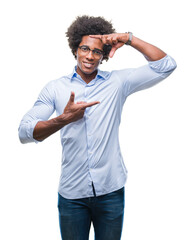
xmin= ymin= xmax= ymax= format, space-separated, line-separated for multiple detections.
xmin=18 ymin=81 xmax=55 ymax=144
xmin=119 ymin=54 xmax=177 ymax=97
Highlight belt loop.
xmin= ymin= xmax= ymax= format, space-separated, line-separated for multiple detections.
xmin=92 ymin=182 xmax=96 ymax=197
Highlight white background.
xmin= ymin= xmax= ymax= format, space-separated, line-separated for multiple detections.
xmin=0 ymin=0 xmax=194 ymax=239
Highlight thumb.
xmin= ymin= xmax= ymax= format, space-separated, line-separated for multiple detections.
xmin=109 ymin=42 xmax=125 ymax=58
xmin=68 ymin=91 xmax=75 ymax=103
xmin=109 ymin=47 xmax=117 ymax=58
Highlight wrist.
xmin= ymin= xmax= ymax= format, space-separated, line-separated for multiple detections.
xmin=56 ymin=114 xmax=70 ymax=126
xmin=125 ymin=32 xmax=133 ymax=45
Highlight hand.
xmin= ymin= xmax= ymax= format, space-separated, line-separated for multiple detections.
xmin=90 ymin=33 xmax=129 ymax=58
xmin=62 ymin=92 xmax=100 ymax=124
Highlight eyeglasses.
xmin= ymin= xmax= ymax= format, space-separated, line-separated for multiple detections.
xmin=78 ymin=45 xmax=104 ymax=59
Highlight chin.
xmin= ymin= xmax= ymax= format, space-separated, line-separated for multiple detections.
xmin=81 ymin=66 xmax=97 ymax=75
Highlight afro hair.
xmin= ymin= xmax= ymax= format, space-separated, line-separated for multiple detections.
xmin=66 ymin=15 xmax=115 ymax=61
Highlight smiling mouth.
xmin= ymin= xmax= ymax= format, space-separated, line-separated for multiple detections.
xmin=83 ymin=62 xmax=94 ymax=68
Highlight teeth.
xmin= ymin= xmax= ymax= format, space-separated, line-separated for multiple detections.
xmin=84 ymin=62 xmax=93 ymax=68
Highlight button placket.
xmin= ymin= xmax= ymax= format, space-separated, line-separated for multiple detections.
xmin=84 ymin=85 xmax=94 ymax=176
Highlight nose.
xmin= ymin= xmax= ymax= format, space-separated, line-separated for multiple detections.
xmin=86 ymin=50 xmax=95 ymax=60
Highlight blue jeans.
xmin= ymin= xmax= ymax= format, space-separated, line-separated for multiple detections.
xmin=58 ymin=187 xmax=125 ymax=240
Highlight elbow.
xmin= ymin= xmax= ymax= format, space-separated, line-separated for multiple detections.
xmin=18 ymin=119 xmax=41 ymax=144
xmin=19 ymin=138 xmax=27 ymax=144
xmin=166 ymin=55 xmax=177 ymax=73
xmin=18 ymin=124 xmax=35 ymax=144
xmin=18 ymin=125 xmax=40 ymax=144
xmin=18 ymin=126 xmax=28 ymax=144
xmin=169 ymin=57 xmax=177 ymax=72
xmin=149 ymin=55 xmax=177 ymax=74
xmin=165 ymin=58 xmax=177 ymax=77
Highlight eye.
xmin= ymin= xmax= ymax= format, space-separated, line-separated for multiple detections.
xmin=93 ymin=49 xmax=102 ymax=55
xmin=80 ymin=46 xmax=89 ymax=52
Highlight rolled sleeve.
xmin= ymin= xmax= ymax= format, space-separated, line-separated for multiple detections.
xmin=18 ymin=119 xmax=42 ymax=144
xmin=148 ymin=54 xmax=177 ymax=74
xmin=18 ymin=81 xmax=55 ymax=144
xmin=120 ymin=54 xmax=177 ymax=97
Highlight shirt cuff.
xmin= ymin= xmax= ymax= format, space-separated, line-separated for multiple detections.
xmin=19 ymin=119 xmax=42 ymax=144
xmin=28 ymin=119 xmax=42 ymax=144
xmin=148 ymin=55 xmax=177 ymax=73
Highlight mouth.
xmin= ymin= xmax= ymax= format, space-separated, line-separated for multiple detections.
xmin=83 ymin=62 xmax=94 ymax=68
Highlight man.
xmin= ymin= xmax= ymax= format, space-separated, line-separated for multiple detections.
xmin=18 ymin=15 xmax=176 ymax=240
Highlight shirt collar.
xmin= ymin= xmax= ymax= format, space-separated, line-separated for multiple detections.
xmin=68 ymin=66 xmax=110 ymax=81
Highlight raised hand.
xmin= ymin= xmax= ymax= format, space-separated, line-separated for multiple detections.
xmin=89 ymin=33 xmax=129 ymax=58
xmin=63 ymin=91 xmax=100 ymax=124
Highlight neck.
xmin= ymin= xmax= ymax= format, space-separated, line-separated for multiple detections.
xmin=76 ymin=66 xmax=97 ymax=84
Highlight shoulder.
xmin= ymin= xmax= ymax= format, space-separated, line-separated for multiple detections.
xmin=38 ymin=75 xmax=69 ymax=100
xmin=106 ymin=68 xmax=137 ymax=85
xmin=99 ymin=68 xmax=136 ymax=80
xmin=44 ymin=74 xmax=71 ymax=90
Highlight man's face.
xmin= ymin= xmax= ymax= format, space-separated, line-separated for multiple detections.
xmin=75 ymin=36 xmax=104 ymax=77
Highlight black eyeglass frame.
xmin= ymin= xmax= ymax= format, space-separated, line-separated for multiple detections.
xmin=78 ymin=45 xmax=104 ymax=58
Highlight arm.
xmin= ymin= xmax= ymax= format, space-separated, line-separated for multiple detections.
xmin=33 ymin=92 xmax=99 ymax=142
xmin=90 ymin=33 xmax=176 ymax=96
xmin=19 ymin=89 xmax=99 ymax=143
xmin=130 ymin=35 xmax=166 ymax=61
xmin=90 ymin=33 xmax=166 ymax=60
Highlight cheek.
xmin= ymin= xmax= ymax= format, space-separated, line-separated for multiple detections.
xmin=75 ymin=53 xmax=82 ymax=66
xmin=76 ymin=51 xmax=84 ymax=61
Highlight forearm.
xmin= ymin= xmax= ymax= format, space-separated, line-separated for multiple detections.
xmin=33 ymin=114 xmax=68 ymax=142
xmin=130 ymin=35 xmax=166 ymax=61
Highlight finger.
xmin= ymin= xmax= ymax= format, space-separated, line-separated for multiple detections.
xmin=90 ymin=35 xmax=110 ymax=45
xmin=105 ymin=36 xmax=113 ymax=45
xmin=76 ymin=101 xmax=85 ymax=104
xmin=109 ymin=47 xmax=117 ymax=58
xmin=89 ymin=35 xmax=103 ymax=39
xmin=69 ymin=91 xmax=75 ymax=103
xmin=81 ymin=101 xmax=100 ymax=109
xmin=112 ymin=36 xmax=118 ymax=45
xmin=109 ymin=42 xmax=125 ymax=58
xmin=101 ymin=36 xmax=109 ymax=45
xmin=104 ymin=35 xmax=117 ymax=45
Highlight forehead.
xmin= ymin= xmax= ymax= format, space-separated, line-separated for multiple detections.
xmin=80 ymin=35 xmax=104 ymax=50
